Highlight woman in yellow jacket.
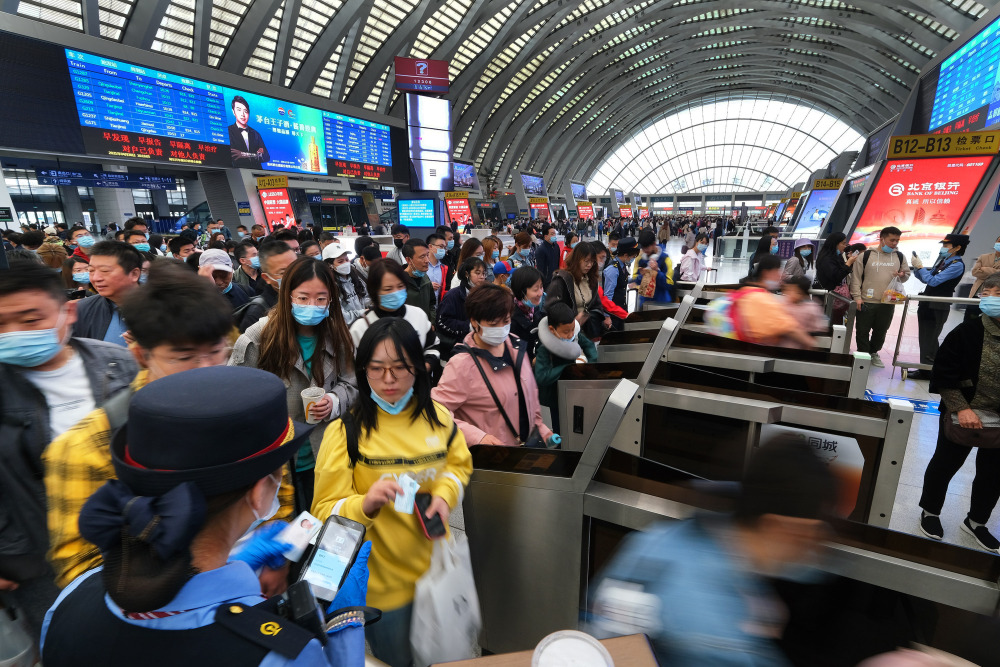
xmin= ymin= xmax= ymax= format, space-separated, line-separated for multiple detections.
xmin=312 ymin=317 xmax=472 ymax=667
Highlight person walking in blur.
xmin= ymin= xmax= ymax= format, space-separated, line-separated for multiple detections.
xmin=433 ymin=284 xmax=556 ymax=447
xmin=230 ymin=257 xmax=358 ymax=510
xmin=312 ymin=318 xmax=472 ymax=667
xmin=850 ymin=226 xmax=910 ymax=368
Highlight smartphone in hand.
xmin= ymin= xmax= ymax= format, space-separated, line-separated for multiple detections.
xmin=415 ymin=493 xmax=447 ymax=540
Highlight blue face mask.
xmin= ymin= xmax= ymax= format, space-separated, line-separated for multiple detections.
xmin=250 ymin=256 xmax=260 ymax=269
xmin=291 ymin=304 xmax=329 ymax=326
xmin=134 ymin=243 xmax=150 ymax=252
xmin=371 ymin=387 xmax=415 ymax=415
xmin=412 ymin=269 xmax=426 ymax=278
xmin=78 ymin=235 xmax=95 ymax=249
xmin=882 ymin=245 xmax=894 ymax=254
xmin=435 ymin=248 xmax=446 ymax=260
xmin=380 ymin=288 xmax=407 ymax=311
xmin=72 ymin=272 xmax=90 ymax=284
xmin=570 ymin=242 xmax=579 ymax=249
xmin=980 ymin=296 xmax=1000 ymax=318
xmin=138 ymin=273 xmax=148 ymax=284
xmin=238 ymin=231 xmax=246 ymax=239
xmin=492 ymin=250 xmax=500 ymax=260
xmin=447 ymin=240 xmax=455 ymax=250
xmin=800 ymin=248 xmax=812 ymax=257
xmin=769 ymin=244 xmax=779 ymax=254
xmin=518 ymin=248 xmax=530 ymax=258
xmin=523 ymin=297 xmax=539 ymax=307
xmin=159 ymin=244 xmax=167 ymax=253
xmin=697 ymin=244 xmax=708 ymax=255
xmin=223 ymin=282 xmax=233 ymax=294
xmin=939 ymin=247 xmax=951 ymax=259
xmin=994 ymin=242 xmax=1000 ymax=254
xmin=0 ymin=310 xmax=65 ymax=367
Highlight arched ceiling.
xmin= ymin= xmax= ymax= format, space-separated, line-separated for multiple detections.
xmin=9 ymin=0 xmax=998 ymax=190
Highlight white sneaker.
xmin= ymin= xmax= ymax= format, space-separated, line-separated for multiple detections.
xmin=871 ymin=353 xmax=885 ymax=368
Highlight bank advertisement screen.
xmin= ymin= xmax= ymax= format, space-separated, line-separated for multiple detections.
xmin=638 ymin=207 xmax=649 ymax=218
xmin=65 ymin=48 xmax=392 ymax=178
xmin=520 ymin=173 xmax=547 ymax=196
xmin=619 ymin=205 xmax=633 ymax=218
xmin=529 ymin=201 xmax=550 ymax=220
xmin=445 ymin=198 xmax=473 ymax=226
xmin=398 ymin=198 xmax=437 ymax=228
xmin=577 ymin=202 xmax=594 ymax=219
xmin=571 ymin=182 xmax=587 ymax=200
xmin=850 ymin=156 xmax=992 ymax=258
xmin=793 ymin=189 xmax=839 ymax=235
xmin=928 ymin=14 xmax=1000 ymax=133
xmin=259 ymin=188 xmax=294 ymax=230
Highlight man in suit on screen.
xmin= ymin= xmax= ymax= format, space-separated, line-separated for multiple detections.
xmin=228 ymin=95 xmax=270 ymax=168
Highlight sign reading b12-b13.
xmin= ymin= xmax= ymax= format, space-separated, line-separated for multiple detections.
xmin=394 ymin=57 xmax=450 ymax=94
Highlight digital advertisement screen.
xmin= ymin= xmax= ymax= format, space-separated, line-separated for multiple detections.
xmin=619 ymin=205 xmax=633 ymax=218
xmin=612 ymin=189 xmax=624 ymax=204
xmin=928 ymin=14 xmax=1000 ymax=133
xmin=638 ymin=207 xmax=649 ymax=218
xmin=782 ymin=199 xmax=799 ymax=221
xmin=774 ymin=202 xmax=787 ymax=220
xmin=65 ymin=48 xmax=394 ymax=178
xmin=529 ymin=201 xmax=550 ymax=220
xmin=571 ymin=182 xmax=587 ymax=200
xmin=793 ymin=189 xmax=839 ymax=235
xmin=520 ymin=173 xmax=547 ymax=196
xmin=445 ymin=197 xmax=473 ymax=226
xmin=398 ymin=198 xmax=437 ymax=228
xmin=865 ymin=124 xmax=894 ymax=167
xmin=405 ymin=93 xmax=450 ymax=131
xmin=453 ymin=161 xmax=480 ymax=190
xmin=406 ymin=94 xmax=452 ymax=190
xmin=258 ymin=188 xmax=295 ymax=230
xmin=850 ymin=155 xmax=992 ymax=259
xmin=576 ymin=202 xmax=594 ymax=219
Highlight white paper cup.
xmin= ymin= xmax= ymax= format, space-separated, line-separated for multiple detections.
xmin=301 ymin=386 xmax=326 ymax=425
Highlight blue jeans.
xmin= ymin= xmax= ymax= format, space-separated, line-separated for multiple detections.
xmin=366 ymin=603 xmax=413 ymax=667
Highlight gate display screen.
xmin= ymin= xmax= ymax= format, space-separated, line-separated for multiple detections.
xmin=850 ymin=156 xmax=991 ymax=258
xmin=929 ymin=14 xmax=1000 ymax=133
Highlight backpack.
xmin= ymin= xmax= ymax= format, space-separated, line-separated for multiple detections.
xmin=861 ymin=249 xmax=906 ymax=274
xmin=232 ymin=295 xmax=268 ymax=330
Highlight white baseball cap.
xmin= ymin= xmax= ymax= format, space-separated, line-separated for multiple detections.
xmin=200 ymin=248 xmax=234 ymax=273
xmin=322 ymin=243 xmax=356 ymax=262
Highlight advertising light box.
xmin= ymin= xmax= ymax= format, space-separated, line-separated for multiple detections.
xmin=571 ymin=182 xmax=587 ymax=200
xmin=258 ymin=188 xmax=294 ymax=230
xmin=850 ymin=156 xmax=992 ymax=258
xmin=398 ymin=198 xmax=437 ymax=228
xmin=445 ymin=197 xmax=473 ymax=226
xmin=453 ymin=162 xmax=480 ymax=191
xmin=619 ymin=205 xmax=633 ymax=218
xmin=521 ymin=174 xmax=547 ymax=196
xmin=529 ymin=200 xmax=550 ymax=220
xmin=638 ymin=207 xmax=649 ymax=218
xmin=793 ymin=189 xmax=839 ymax=235
xmin=576 ymin=202 xmax=594 ymax=219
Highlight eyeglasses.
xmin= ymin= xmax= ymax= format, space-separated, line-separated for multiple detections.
xmin=365 ymin=364 xmax=414 ymax=380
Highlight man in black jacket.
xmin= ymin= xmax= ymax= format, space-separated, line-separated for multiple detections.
xmin=0 ymin=261 xmax=137 ymax=640
xmin=228 ymin=95 xmax=270 ymax=168
xmin=74 ymin=241 xmax=142 ymax=345
xmin=536 ymin=223 xmax=560 ymax=287
xmin=235 ymin=240 xmax=296 ymax=332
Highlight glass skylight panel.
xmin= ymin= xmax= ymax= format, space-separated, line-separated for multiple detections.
xmin=311 ymin=35 xmax=346 ymax=97
xmin=343 ymin=0 xmax=419 ymax=100
xmin=150 ymin=0 xmax=196 ymax=60
xmin=450 ymin=1 xmax=518 ymax=81
xmin=208 ymin=0 xmax=251 ymax=67
xmin=410 ymin=0 xmax=475 ymax=59
xmin=18 ymin=0 xmax=83 ymax=31
xmin=285 ymin=0 xmax=343 ymax=85
xmin=98 ymin=0 xmax=134 ymax=40
xmin=243 ymin=0 xmax=282 ymax=81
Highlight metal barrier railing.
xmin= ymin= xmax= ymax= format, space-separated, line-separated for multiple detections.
xmin=811 ymin=288 xmax=858 ymax=343
xmin=890 ymin=294 xmax=981 ymax=379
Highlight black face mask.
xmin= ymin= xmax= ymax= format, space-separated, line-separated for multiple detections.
xmin=393 ymin=238 xmax=404 ymax=248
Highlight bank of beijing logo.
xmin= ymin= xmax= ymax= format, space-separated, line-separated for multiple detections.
xmin=888 ymin=183 xmax=905 ymax=196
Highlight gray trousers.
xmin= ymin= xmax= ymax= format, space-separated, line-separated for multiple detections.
xmin=917 ymin=305 xmax=949 ymax=366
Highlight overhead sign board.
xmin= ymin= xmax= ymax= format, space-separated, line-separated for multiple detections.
xmin=443 ymin=191 xmax=470 ymax=199
xmin=813 ymin=178 xmax=843 ymax=190
xmin=888 ymin=130 xmax=1000 ymax=159
xmin=257 ymin=175 xmax=288 ymax=189
xmin=394 ymin=57 xmax=450 ymax=94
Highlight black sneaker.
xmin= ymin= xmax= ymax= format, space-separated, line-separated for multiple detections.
xmin=962 ymin=517 xmax=1000 ymax=553
xmin=919 ymin=513 xmax=943 ymax=540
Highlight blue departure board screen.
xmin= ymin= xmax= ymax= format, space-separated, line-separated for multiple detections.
xmin=928 ymin=15 xmax=1000 ymax=133
xmin=65 ymin=48 xmax=395 ymax=180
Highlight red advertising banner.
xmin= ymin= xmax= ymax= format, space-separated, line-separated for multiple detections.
xmin=529 ymin=201 xmax=550 ymax=220
xmin=445 ymin=197 xmax=473 ymax=226
xmin=850 ymin=155 xmax=991 ymax=258
xmin=619 ymin=205 xmax=633 ymax=218
xmin=577 ymin=202 xmax=595 ymax=219
xmin=259 ymin=188 xmax=295 ymax=231
xmin=394 ymin=57 xmax=450 ymax=94
xmin=638 ymin=206 xmax=649 ymax=218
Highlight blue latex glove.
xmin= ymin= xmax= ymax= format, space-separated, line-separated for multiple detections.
xmin=230 ymin=522 xmax=291 ymax=571
xmin=328 ymin=541 xmax=372 ymax=613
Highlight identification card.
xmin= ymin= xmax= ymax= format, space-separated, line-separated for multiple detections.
xmin=866 ymin=288 xmax=874 ymax=298
xmin=394 ymin=473 xmax=420 ymax=514
xmin=277 ymin=511 xmax=322 ymax=561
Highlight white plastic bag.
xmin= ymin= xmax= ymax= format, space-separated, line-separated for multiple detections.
xmin=410 ymin=533 xmax=481 ymax=667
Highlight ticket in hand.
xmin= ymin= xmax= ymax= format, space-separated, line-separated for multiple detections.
xmin=277 ymin=511 xmax=323 ymax=561
xmin=394 ymin=473 xmax=420 ymax=514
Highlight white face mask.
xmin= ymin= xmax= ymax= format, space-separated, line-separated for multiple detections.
xmin=477 ymin=323 xmax=510 ymax=346
xmin=245 ymin=473 xmax=281 ymax=535
xmin=334 ymin=262 xmax=352 ymax=276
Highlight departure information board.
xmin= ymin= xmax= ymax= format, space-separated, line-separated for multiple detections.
xmin=65 ymin=48 xmax=395 ymax=179
xmin=929 ymin=15 xmax=1000 ymax=133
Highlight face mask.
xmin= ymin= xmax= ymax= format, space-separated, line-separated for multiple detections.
xmin=238 ymin=232 xmax=246 ymax=239
xmin=250 ymin=256 xmax=260 ymax=269
xmin=412 ymin=269 xmax=426 ymax=278
xmin=939 ymin=247 xmax=951 ymax=259
xmin=597 ymin=261 xmax=605 ymax=272
xmin=492 ymin=250 xmax=500 ymax=260
xmin=523 ymin=297 xmax=539 ymax=308
xmin=518 ymin=248 xmax=530 ymax=258
xmin=160 ymin=244 xmax=167 ymax=253
xmin=223 ymin=282 xmax=233 ymax=294
xmin=769 ymin=244 xmax=779 ymax=255
xmin=474 ymin=253 xmax=485 ymax=261
xmin=335 ymin=262 xmax=352 ymax=276
xmin=138 ymin=273 xmax=148 ymax=285
xmin=435 ymin=248 xmax=446 ymax=260
xmin=548 ymin=237 xmax=558 ymax=244
xmin=800 ymin=248 xmax=812 ymax=257
xmin=697 ymin=244 xmax=708 ymax=254
xmin=134 ymin=243 xmax=150 ymax=252
xmin=371 ymin=387 xmax=415 ymax=415
xmin=477 ymin=322 xmax=510 ymax=346
xmin=446 ymin=239 xmax=455 ymax=250
xmin=291 ymin=304 xmax=329 ymax=326
xmin=72 ymin=272 xmax=91 ymax=284
xmin=763 ymin=279 xmax=781 ymax=291
xmin=0 ymin=308 xmax=66 ymax=367
xmin=246 ymin=473 xmax=281 ymax=535
xmin=647 ymin=252 xmax=660 ymax=261
xmin=393 ymin=238 xmax=404 ymax=248
xmin=78 ymin=235 xmax=95 ymax=249
xmin=265 ymin=273 xmax=281 ymax=289
xmin=980 ymin=296 xmax=1000 ymax=318
xmin=553 ymin=320 xmax=581 ymax=343
xmin=994 ymin=242 xmax=1000 ymax=254
xmin=882 ymin=245 xmax=894 ymax=254
xmin=144 ymin=232 xmax=150 ymax=240
xmin=380 ymin=288 xmax=407 ymax=311
xmin=570 ymin=242 xmax=579 ymax=249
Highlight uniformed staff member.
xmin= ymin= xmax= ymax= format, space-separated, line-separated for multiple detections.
xmin=602 ymin=237 xmax=639 ymax=331
xmin=40 ymin=366 xmax=369 ymax=666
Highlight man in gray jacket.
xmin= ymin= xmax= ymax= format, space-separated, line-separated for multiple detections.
xmin=850 ymin=226 xmax=910 ymax=368
xmin=0 ymin=261 xmax=137 ymax=640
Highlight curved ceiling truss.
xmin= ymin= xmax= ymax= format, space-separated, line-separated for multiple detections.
xmin=9 ymin=0 xmax=997 ymax=191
